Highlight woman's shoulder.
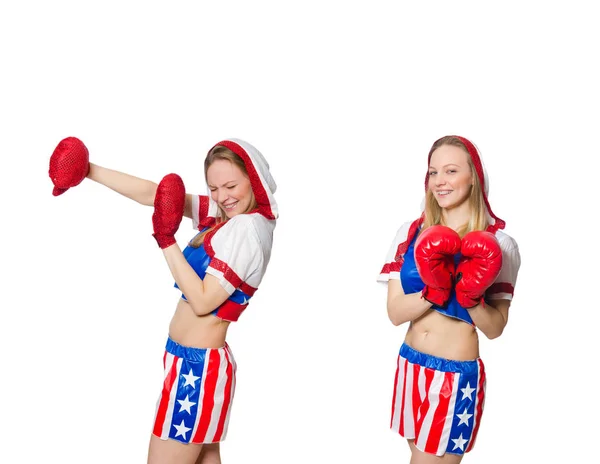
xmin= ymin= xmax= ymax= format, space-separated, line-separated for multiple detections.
xmin=392 ymin=219 xmax=419 ymax=239
xmin=226 ymin=212 xmax=274 ymax=231
xmin=218 ymin=212 xmax=275 ymax=246
xmin=384 ymin=218 xmax=421 ymax=258
xmin=392 ymin=218 xmax=423 ymax=246
xmin=494 ymin=229 xmax=519 ymax=252
xmin=397 ymin=219 xmax=417 ymax=230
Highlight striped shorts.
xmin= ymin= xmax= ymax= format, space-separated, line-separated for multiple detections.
xmin=391 ymin=343 xmax=486 ymax=456
xmin=152 ymin=338 xmax=237 ymax=444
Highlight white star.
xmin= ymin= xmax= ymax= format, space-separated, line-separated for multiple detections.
xmin=181 ymin=369 xmax=200 ymax=388
xmin=456 ymin=408 xmax=473 ymax=426
xmin=461 ymin=382 xmax=476 ymax=401
xmin=451 ymin=433 xmax=469 ymax=451
xmin=173 ymin=420 xmax=191 ymax=440
xmin=177 ymin=395 xmax=197 ymax=414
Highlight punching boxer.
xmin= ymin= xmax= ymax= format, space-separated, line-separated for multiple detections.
xmin=49 ymin=137 xmax=278 ymax=464
xmin=378 ymin=136 xmax=521 ymax=462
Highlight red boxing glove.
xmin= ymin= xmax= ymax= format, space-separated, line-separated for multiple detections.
xmin=414 ymin=225 xmax=461 ymax=307
xmin=49 ymin=137 xmax=90 ymax=196
xmin=455 ymin=231 xmax=503 ymax=308
xmin=152 ymin=173 xmax=186 ymax=249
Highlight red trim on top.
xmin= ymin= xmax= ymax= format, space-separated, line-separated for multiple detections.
xmin=198 ymin=195 xmax=214 ymax=229
xmin=208 ymin=258 xmax=243 ymax=289
xmin=239 ymin=282 xmax=257 ymax=297
xmin=486 ymin=282 xmax=514 ymax=296
xmin=202 ymin=222 xmax=227 ymax=258
xmin=214 ymin=299 xmax=248 ymax=322
xmin=395 ymin=216 xmax=423 ymax=263
xmin=201 ymin=219 xmax=258 ymax=297
xmin=380 ymin=261 xmax=402 ymax=276
xmin=389 ymin=262 xmax=402 ymax=273
xmin=213 ymin=140 xmax=275 ymax=220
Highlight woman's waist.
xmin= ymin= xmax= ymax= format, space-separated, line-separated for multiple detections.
xmin=405 ymin=311 xmax=479 ymax=361
xmin=169 ymin=299 xmax=230 ymax=349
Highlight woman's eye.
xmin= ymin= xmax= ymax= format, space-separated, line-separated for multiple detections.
xmin=227 ymin=185 xmax=237 ymax=190
xmin=428 ymin=171 xmax=437 ymax=176
xmin=447 ymin=170 xmax=456 ymax=174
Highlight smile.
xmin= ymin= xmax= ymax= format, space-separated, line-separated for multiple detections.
xmin=223 ymin=201 xmax=238 ymax=210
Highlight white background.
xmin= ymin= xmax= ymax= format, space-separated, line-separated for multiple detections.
xmin=1 ymin=1 xmax=598 ymax=462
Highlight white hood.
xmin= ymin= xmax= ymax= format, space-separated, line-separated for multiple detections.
xmin=199 ymin=138 xmax=278 ymax=228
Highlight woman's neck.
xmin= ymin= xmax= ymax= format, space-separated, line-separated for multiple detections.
xmin=441 ymin=201 xmax=472 ymax=231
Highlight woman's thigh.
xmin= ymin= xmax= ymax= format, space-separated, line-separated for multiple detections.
xmin=408 ymin=440 xmax=464 ymax=464
xmin=195 ymin=443 xmax=221 ymax=464
xmin=147 ymin=434 xmax=204 ymax=464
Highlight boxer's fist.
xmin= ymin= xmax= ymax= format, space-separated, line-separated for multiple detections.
xmin=455 ymin=231 xmax=503 ymax=308
xmin=49 ymin=137 xmax=90 ymax=196
xmin=152 ymin=173 xmax=185 ymax=249
xmin=414 ymin=225 xmax=461 ymax=307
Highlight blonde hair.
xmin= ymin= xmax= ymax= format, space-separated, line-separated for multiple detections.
xmin=421 ymin=136 xmax=488 ymax=237
xmin=190 ymin=146 xmax=257 ymax=248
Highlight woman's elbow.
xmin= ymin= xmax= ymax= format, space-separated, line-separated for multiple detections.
xmin=141 ymin=183 xmax=158 ymax=206
xmin=187 ymin=298 xmax=214 ymax=317
xmin=483 ymin=324 xmax=505 ymax=340
xmin=387 ymin=307 xmax=406 ymax=326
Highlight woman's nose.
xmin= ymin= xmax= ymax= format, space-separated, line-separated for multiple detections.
xmin=217 ymin=189 xmax=229 ymax=203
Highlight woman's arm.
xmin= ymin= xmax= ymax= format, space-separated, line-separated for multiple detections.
xmin=162 ymin=244 xmax=230 ymax=316
xmin=468 ymin=299 xmax=511 ymax=339
xmin=88 ymin=163 xmax=195 ymax=217
xmin=387 ymin=279 xmax=433 ymax=326
xmin=151 ymin=174 xmax=226 ymax=316
xmin=87 ymin=163 xmax=158 ymax=205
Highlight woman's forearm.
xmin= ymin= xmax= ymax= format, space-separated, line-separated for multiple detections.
xmin=468 ymin=300 xmax=509 ymax=339
xmin=162 ymin=244 xmax=228 ymax=316
xmin=387 ymin=291 xmax=433 ymax=326
xmin=87 ymin=163 xmax=158 ymax=206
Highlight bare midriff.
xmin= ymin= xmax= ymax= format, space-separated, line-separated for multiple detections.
xmin=167 ymin=298 xmax=230 ymax=349
xmin=405 ymin=309 xmax=479 ymax=361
